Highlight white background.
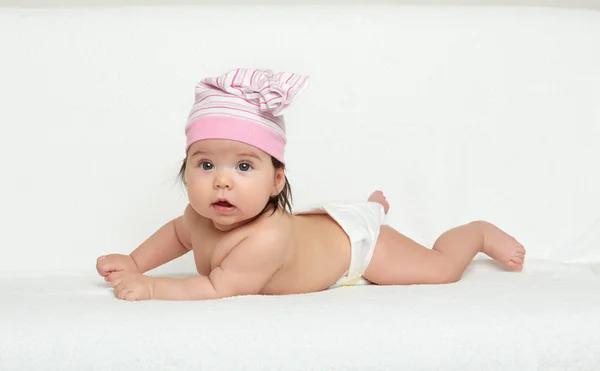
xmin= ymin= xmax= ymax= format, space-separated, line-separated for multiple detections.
xmin=0 ymin=5 xmax=599 ymax=274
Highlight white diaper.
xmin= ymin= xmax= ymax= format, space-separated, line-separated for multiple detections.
xmin=295 ymin=200 xmax=387 ymax=289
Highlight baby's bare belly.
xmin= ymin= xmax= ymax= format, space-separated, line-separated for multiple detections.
xmin=261 ymin=213 xmax=352 ymax=295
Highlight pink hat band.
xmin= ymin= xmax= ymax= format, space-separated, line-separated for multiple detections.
xmin=185 ymin=68 xmax=310 ymax=164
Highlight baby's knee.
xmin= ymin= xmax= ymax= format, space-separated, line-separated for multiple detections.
xmin=467 ymin=220 xmax=488 ymax=231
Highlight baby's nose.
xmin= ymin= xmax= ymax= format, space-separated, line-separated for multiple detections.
xmin=213 ymin=171 xmax=232 ymax=189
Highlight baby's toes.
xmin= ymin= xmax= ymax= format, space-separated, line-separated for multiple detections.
xmin=507 ymin=261 xmax=523 ymax=272
xmin=512 ymin=255 xmax=525 ymax=265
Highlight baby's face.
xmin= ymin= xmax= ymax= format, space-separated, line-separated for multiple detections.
xmin=185 ymin=139 xmax=283 ymax=229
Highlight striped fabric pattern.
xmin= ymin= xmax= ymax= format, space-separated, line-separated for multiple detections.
xmin=185 ymin=68 xmax=309 ymax=163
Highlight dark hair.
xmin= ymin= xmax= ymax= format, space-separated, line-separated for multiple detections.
xmin=178 ymin=156 xmax=293 ymax=216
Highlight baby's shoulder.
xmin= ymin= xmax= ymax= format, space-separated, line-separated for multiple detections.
xmin=235 ymin=217 xmax=292 ymax=266
xmin=248 ymin=209 xmax=292 ymax=245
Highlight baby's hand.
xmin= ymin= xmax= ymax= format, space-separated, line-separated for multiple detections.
xmin=96 ymin=254 xmax=139 ymax=282
xmin=107 ymin=272 xmax=154 ymax=301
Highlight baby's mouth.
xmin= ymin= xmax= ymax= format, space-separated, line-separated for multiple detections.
xmin=214 ymin=201 xmax=233 ymax=207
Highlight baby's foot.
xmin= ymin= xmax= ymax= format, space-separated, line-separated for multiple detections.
xmin=479 ymin=221 xmax=526 ymax=271
xmin=368 ymin=190 xmax=389 ymax=214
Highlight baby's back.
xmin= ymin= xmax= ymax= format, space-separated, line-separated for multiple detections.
xmin=186 ymin=207 xmax=351 ymax=295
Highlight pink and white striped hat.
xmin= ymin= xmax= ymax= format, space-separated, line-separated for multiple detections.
xmin=185 ymin=68 xmax=310 ymax=164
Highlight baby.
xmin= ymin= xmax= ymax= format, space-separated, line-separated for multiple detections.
xmin=96 ymin=68 xmax=526 ymax=301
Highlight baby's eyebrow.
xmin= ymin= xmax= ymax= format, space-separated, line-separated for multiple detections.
xmin=190 ymin=150 xmax=209 ymax=158
xmin=237 ymin=152 xmax=262 ymax=161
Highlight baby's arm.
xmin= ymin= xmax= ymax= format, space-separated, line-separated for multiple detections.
xmin=129 ymin=205 xmax=193 ymax=274
xmin=98 ymin=204 xmax=192 ymax=281
xmin=151 ymin=228 xmax=285 ymax=300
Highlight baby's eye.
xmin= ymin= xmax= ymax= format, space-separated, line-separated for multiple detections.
xmin=237 ymin=162 xmax=253 ymax=172
xmin=199 ymin=161 xmax=214 ymax=170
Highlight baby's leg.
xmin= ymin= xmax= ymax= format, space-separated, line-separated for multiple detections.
xmin=363 ymin=201 xmax=525 ymax=285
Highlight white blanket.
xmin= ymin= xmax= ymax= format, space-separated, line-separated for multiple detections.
xmin=2 ymin=258 xmax=599 ymax=371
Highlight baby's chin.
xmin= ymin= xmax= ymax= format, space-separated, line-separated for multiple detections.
xmin=208 ymin=207 xmax=264 ymax=230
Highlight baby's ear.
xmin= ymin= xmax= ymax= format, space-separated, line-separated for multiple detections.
xmin=273 ymin=167 xmax=285 ymax=194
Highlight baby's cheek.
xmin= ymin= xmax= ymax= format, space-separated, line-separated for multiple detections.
xmin=246 ymin=184 xmax=274 ymax=208
xmin=187 ymin=185 xmax=209 ymax=207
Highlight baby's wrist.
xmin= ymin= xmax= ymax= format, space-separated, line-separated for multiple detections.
xmin=128 ymin=254 xmax=141 ymax=273
xmin=148 ymin=276 xmax=157 ymax=300
xmin=150 ymin=277 xmax=174 ymax=300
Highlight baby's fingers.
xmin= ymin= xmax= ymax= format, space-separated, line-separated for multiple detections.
xmin=114 ymin=285 xmax=128 ymax=300
xmin=97 ymin=259 xmax=122 ymax=277
xmin=96 ymin=257 xmax=116 ymax=276
xmin=114 ymin=281 xmax=136 ymax=301
xmin=96 ymin=256 xmax=108 ymax=276
xmin=108 ymin=272 xmax=125 ymax=286
xmin=123 ymin=291 xmax=138 ymax=301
